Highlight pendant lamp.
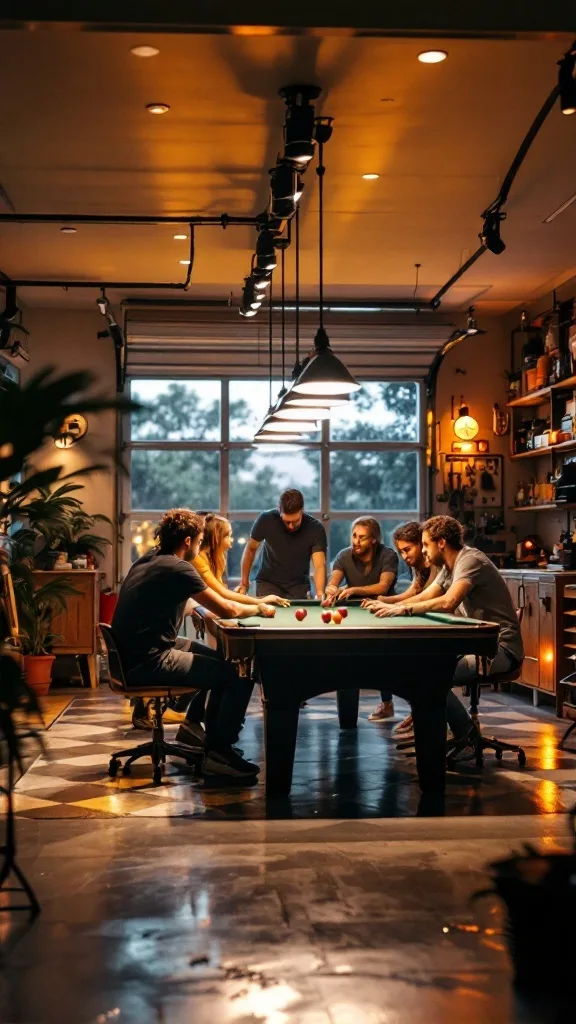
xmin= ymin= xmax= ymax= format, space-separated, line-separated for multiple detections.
xmin=292 ymin=135 xmax=360 ymax=397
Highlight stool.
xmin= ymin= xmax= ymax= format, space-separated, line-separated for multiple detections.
xmin=100 ymin=623 xmax=201 ymax=785
xmin=447 ymin=657 xmax=527 ymax=769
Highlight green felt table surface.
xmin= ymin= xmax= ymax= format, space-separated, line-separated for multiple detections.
xmin=234 ymin=602 xmax=487 ymax=630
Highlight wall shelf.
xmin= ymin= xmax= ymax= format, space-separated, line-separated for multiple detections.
xmin=510 ymin=448 xmax=552 ymax=460
xmin=511 ymin=504 xmax=559 ymax=512
xmin=507 ymin=387 xmax=550 ymax=408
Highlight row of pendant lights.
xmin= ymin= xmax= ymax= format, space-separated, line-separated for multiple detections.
xmin=252 ymin=108 xmax=361 ymax=443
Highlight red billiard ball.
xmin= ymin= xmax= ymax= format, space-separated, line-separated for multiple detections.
xmin=295 ymin=608 xmax=307 ymax=621
xmin=337 ymin=607 xmax=348 ymax=619
xmin=321 ymin=610 xmax=332 ymax=624
xmin=332 ymin=611 xmax=342 ymax=625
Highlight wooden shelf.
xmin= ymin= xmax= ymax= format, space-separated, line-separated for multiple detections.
xmin=510 ymin=448 xmax=553 ymax=460
xmin=507 ymin=387 xmax=550 ymax=408
xmin=552 ymin=375 xmax=576 ymax=391
xmin=549 ymin=439 xmax=576 ymax=454
xmin=511 ymin=504 xmax=559 ymax=512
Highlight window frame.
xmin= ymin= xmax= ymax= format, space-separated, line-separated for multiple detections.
xmin=119 ymin=377 xmax=426 ymax=581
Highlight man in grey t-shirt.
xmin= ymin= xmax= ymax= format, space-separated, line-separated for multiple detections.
xmin=372 ymin=514 xmax=523 ymax=748
xmin=237 ymin=489 xmax=327 ymax=600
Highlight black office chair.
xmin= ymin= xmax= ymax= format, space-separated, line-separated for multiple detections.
xmin=99 ymin=623 xmax=202 ymax=785
xmin=447 ymin=608 xmax=527 ymax=769
xmin=558 ymin=672 xmax=576 ymax=752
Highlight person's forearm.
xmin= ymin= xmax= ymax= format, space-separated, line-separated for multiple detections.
xmin=351 ymin=583 xmax=388 ymax=597
xmin=234 ymin=602 xmax=263 ymax=618
xmin=240 ymin=546 xmax=256 ymax=588
xmin=402 ymin=594 xmax=456 ymax=614
xmin=314 ymin=566 xmax=326 ymax=598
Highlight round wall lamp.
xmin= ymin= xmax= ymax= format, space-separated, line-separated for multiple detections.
xmin=54 ymin=414 xmax=88 ymax=449
xmin=453 ymin=402 xmax=479 ymax=441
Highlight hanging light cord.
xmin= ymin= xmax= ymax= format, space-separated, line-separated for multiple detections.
xmin=268 ymin=275 xmax=273 ymax=409
xmin=317 ymin=140 xmax=325 ymax=332
xmin=295 ymin=205 xmax=300 ymax=371
xmin=281 ymin=245 xmax=286 ymax=387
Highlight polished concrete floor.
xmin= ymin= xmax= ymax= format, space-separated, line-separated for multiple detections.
xmin=2 ymin=688 xmax=575 ymax=1023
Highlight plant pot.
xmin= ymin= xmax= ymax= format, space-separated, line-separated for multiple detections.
xmin=23 ymin=654 xmax=56 ymax=696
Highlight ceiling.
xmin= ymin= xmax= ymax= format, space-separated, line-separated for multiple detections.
xmin=0 ymin=29 xmax=575 ymax=314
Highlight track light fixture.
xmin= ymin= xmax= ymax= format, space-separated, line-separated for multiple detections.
xmin=256 ymin=229 xmax=278 ymax=271
xmin=558 ymin=43 xmax=576 ymax=115
xmin=480 ymin=209 xmax=506 ymax=255
xmin=240 ymin=277 xmax=261 ymax=317
xmin=269 ymin=160 xmax=303 ymax=219
xmin=96 ymin=288 xmax=109 ymax=316
xmin=1 ymin=285 xmax=19 ymax=322
xmin=445 ymin=306 xmax=486 ymax=346
xmin=280 ymin=84 xmax=321 ymax=166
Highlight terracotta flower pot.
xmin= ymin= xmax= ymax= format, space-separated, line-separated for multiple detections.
xmin=23 ymin=654 xmax=56 ymax=696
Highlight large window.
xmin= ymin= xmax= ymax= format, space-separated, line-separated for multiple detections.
xmin=122 ymin=380 xmax=424 ymax=579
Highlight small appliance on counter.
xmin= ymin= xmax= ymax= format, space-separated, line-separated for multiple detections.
xmin=554 ymin=456 xmax=576 ymax=505
xmin=515 ymin=534 xmax=543 ymax=566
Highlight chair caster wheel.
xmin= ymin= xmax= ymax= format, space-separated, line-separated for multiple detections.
xmin=108 ymin=758 xmax=120 ymax=778
xmin=153 ymin=767 xmax=162 ymax=785
xmin=122 ymin=764 xmax=132 ymax=777
xmin=495 ymin=749 xmax=503 ymax=761
xmin=518 ymin=750 xmax=526 ymax=767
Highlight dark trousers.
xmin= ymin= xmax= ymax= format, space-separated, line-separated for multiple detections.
xmin=256 ymin=580 xmax=310 ymax=600
xmin=129 ymin=638 xmax=253 ymax=752
xmin=446 ymin=646 xmax=518 ymax=740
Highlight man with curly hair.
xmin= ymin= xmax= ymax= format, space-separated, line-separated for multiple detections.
xmin=370 ymin=515 xmax=523 ymax=757
xmin=113 ymin=508 xmax=276 ymax=779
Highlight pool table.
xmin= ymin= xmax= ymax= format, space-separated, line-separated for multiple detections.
xmin=212 ymin=601 xmax=500 ymax=799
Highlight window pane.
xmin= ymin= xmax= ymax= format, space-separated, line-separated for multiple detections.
xmin=230 ymin=380 xmax=281 ymax=441
xmin=330 ymin=450 xmax=418 ymax=511
xmin=131 ymin=450 xmax=220 ymax=510
xmin=229 ymin=447 xmax=320 ymax=511
xmin=130 ymin=379 xmax=221 ymax=440
xmin=226 ymin=520 xmax=260 ymax=583
xmin=328 ymin=519 xmax=410 ymax=581
xmin=330 ymin=382 xmax=419 ymax=441
xmin=130 ymin=518 xmax=158 ymax=563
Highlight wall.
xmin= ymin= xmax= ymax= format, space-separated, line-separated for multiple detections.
xmin=21 ymin=308 xmax=118 ymax=585
xmin=433 ymin=317 xmax=516 ymax=541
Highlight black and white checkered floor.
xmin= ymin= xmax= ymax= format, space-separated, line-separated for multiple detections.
xmin=13 ymin=687 xmax=576 ymax=819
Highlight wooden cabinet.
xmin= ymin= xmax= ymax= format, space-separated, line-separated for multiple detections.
xmin=500 ymin=570 xmax=576 ymax=709
xmin=33 ymin=570 xmax=101 ymax=688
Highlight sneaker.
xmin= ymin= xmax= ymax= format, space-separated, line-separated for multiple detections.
xmin=162 ymin=706 xmax=187 ymax=725
xmin=391 ymin=714 xmax=413 ymax=738
xmin=368 ymin=700 xmax=395 ymax=722
xmin=203 ymin=747 xmax=260 ymax=778
xmin=175 ymin=720 xmax=206 ymax=752
xmin=132 ymin=698 xmax=154 ymax=731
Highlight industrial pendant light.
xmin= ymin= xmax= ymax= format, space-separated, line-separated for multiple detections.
xmin=292 ymin=127 xmax=360 ymax=397
xmin=253 ymin=270 xmax=309 ymax=442
xmin=258 ymin=246 xmax=320 ymax=436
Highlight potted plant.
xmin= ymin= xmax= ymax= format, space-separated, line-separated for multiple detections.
xmin=14 ymin=574 xmax=78 ymax=695
xmin=5 ymin=482 xmax=112 ymax=568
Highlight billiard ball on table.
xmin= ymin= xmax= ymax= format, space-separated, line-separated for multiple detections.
xmin=321 ymin=610 xmax=332 ymax=624
xmin=337 ymin=607 xmax=348 ymax=619
xmin=295 ymin=608 xmax=307 ymax=622
xmin=332 ymin=611 xmax=342 ymax=625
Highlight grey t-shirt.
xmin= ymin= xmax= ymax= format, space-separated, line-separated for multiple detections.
xmin=251 ymin=509 xmax=327 ymax=589
xmin=435 ymin=546 xmax=523 ymax=663
xmin=333 ymin=544 xmax=398 ymax=593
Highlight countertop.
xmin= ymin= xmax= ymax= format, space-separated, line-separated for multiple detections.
xmin=500 ymin=566 xmax=576 ymax=575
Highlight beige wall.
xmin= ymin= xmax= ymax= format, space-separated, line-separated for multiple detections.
xmin=21 ymin=308 xmax=118 ymax=585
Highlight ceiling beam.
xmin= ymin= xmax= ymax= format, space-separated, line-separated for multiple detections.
xmin=1 ymin=2 xmax=575 ymax=37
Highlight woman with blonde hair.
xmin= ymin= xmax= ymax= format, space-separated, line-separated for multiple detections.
xmin=194 ymin=514 xmax=289 ymax=608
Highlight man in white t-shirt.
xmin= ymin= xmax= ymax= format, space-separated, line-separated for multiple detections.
xmin=371 ymin=515 xmax=523 ymax=749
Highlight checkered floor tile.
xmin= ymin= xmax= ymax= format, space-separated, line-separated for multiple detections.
xmin=12 ymin=686 xmax=576 ymax=819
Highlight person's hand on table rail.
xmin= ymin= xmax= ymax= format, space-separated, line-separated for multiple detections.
xmin=261 ymin=594 xmax=291 ymax=607
xmin=257 ymin=603 xmax=276 ymax=618
xmin=372 ymin=602 xmax=406 ymax=618
xmin=322 ymin=586 xmax=341 ymax=607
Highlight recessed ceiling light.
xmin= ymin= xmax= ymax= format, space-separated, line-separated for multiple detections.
xmin=362 ymin=173 xmax=379 ymax=180
xmin=418 ymin=50 xmax=448 ymax=64
xmin=173 ymin=233 xmax=188 ymax=240
xmin=60 ymin=226 xmax=77 ymax=234
xmin=179 ymin=259 xmax=191 ymax=265
xmin=146 ymin=103 xmax=170 ymax=114
xmin=131 ymin=45 xmax=160 ymax=58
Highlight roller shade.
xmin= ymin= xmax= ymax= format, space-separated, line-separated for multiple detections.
xmin=123 ymin=306 xmax=455 ymax=379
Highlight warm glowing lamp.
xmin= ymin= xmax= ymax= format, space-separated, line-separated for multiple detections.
xmin=453 ymin=403 xmax=479 ymax=441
